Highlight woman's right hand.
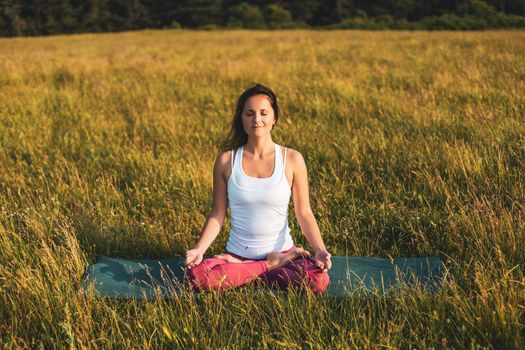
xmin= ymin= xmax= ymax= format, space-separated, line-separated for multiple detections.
xmin=185 ymin=248 xmax=204 ymax=269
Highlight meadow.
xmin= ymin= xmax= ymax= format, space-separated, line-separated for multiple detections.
xmin=0 ymin=29 xmax=524 ymax=348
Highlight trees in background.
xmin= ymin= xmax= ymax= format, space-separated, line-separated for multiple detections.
xmin=1 ymin=0 xmax=525 ymax=36
xmin=226 ymin=2 xmax=265 ymax=28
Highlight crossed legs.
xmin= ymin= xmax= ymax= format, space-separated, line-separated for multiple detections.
xmin=186 ymin=246 xmax=330 ymax=294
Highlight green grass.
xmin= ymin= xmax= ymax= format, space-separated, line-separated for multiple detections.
xmin=0 ymin=29 xmax=524 ymax=349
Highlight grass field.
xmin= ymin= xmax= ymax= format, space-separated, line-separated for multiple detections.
xmin=0 ymin=29 xmax=524 ymax=348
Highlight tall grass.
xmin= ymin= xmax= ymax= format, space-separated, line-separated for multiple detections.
xmin=0 ymin=29 xmax=524 ymax=348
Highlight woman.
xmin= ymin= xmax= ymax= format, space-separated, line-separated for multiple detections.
xmin=184 ymin=83 xmax=332 ymax=294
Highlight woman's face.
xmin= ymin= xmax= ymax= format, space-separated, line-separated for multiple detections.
xmin=241 ymin=94 xmax=276 ymax=138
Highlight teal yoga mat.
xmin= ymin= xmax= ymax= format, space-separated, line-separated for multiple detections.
xmin=79 ymin=256 xmax=445 ymax=299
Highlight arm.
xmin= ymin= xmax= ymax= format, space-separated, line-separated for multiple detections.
xmin=186 ymin=152 xmax=229 ymax=267
xmin=290 ymin=150 xmax=332 ymax=271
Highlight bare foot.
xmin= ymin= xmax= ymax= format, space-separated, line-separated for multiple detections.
xmin=213 ymin=253 xmax=254 ymax=263
xmin=265 ymin=247 xmax=311 ymax=271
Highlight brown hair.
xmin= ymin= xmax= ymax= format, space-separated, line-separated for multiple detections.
xmin=220 ymin=83 xmax=279 ymax=151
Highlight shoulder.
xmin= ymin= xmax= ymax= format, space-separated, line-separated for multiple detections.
xmin=216 ymin=150 xmax=233 ymax=163
xmin=212 ymin=150 xmax=234 ymax=182
xmin=214 ymin=150 xmax=233 ymax=169
xmin=284 ymin=147 xmax=307 ymax=170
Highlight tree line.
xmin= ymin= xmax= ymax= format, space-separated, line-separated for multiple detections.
xmin=1 ymin=0 xmax=525 ymax=37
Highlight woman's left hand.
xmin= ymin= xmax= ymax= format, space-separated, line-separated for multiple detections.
xmin=314 ymin=250 xmax=332 ymax=272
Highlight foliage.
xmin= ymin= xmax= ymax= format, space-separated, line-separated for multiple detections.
xmin=2 ymin=0 xmax=525 ymax=36
xmin=263 ymin=3 xmax=294 ymax=29
xmin=226 ymin=2 xmax=265 ymax=28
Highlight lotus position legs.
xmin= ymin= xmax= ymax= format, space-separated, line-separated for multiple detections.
xmin=186 ymin=245 xmax=330 ymax=294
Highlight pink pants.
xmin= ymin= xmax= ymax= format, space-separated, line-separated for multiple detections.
xmin=186 ymin=245 xmax=330 ymax=294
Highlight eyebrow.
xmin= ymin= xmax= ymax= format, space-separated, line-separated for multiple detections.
xmin=246 ymin=108 xmax=268 ymax=112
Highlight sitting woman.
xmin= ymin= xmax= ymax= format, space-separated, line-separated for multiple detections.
xmin=185 ymin=83 xmax=332 ymax=294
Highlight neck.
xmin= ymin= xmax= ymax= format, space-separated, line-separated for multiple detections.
xmin=244 ymin=136 xmax=274 ymax=158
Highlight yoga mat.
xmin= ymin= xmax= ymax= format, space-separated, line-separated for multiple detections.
xmin=79 ymin=256 xmax=445 ymax=299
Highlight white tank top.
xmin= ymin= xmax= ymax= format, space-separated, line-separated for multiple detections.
xmin=225 ymin=143 xmax=294 ymax=259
